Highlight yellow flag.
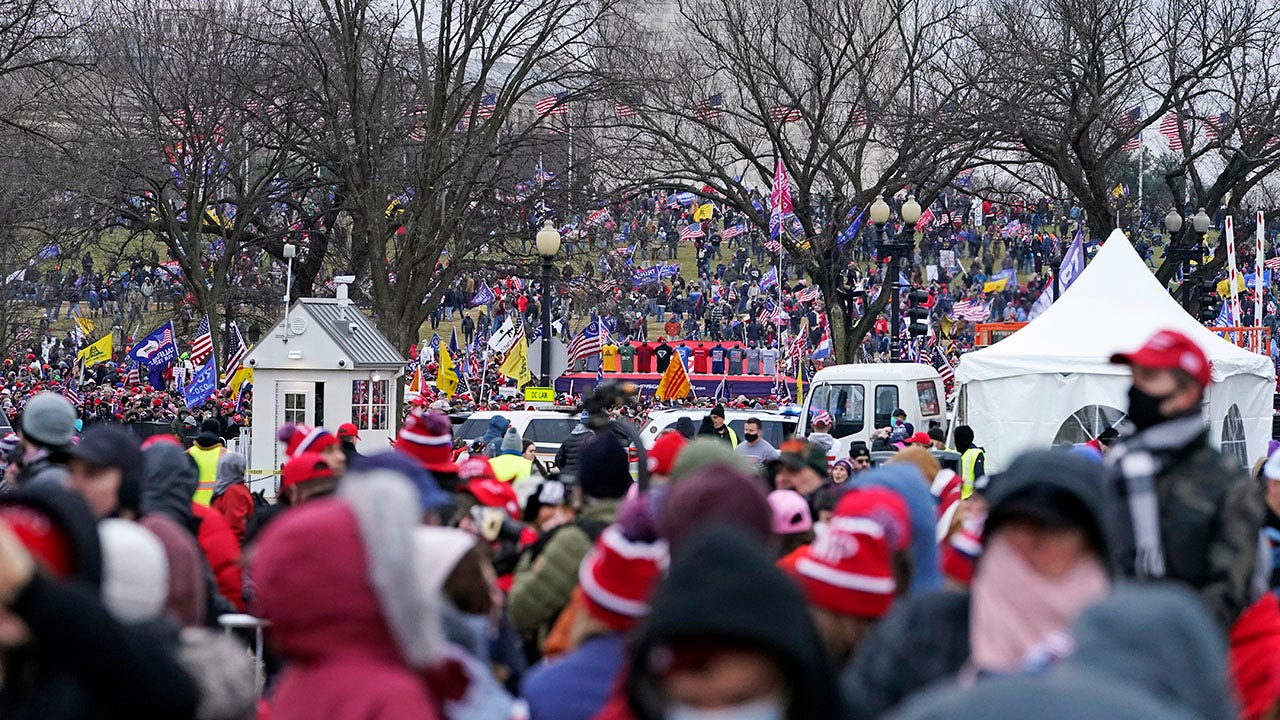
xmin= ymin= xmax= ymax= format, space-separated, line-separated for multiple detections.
xmin=436 ymin=347 xmax=459 ymax=397
xmin=499 ymin=337 xmax=531 ymax=388
xmin=656 ymin=351 xmax=692 ymax=400
xmin=983 ymin=276 xmax=1010 ymax=293
xmin=229 ymin=367 xmax=254 ymax=398
xmin=73 ymin=316 xmax=95 ymax=336
xmin=693 ymin=202 xmax=714 ymax=222
xmin=77 ymin=334 xmax=113 ymax=368
xmin=1217 ymin=275 xmax=1245 ymax=298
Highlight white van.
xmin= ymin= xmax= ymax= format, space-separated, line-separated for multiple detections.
xmin=796 ymin=363 xmax=946 ymax=459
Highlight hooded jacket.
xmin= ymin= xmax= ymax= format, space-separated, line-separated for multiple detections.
xmin=210 ymin=451 xmax=253 ymax=543
xmin=843 ymin=450 xmax=1115 ymax=720
xmin=852 ymin=465 xmax=944 ymax=595
xmin=252 ymin=479 xmax=443 ymax=720
xmin=627 ymin=525 xmax=842 ymax=720
xmin=140 ymin=442 xmax=211 ymax=627
xmin=883 ymin=585 xmax=1233 ymax=720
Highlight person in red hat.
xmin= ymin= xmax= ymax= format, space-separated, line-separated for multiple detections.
xmin=244 ymin=453 xmax=338 ymax=547
xmin=396 ymin=410 xmax=459 ymax=490
xmin=336 ymin=423 xmax=364 ymax=468
xmin=1107 ymin=328 xmax=1263 ymax=630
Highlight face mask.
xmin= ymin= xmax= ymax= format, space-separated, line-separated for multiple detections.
xmin=1127 ymin=384 xmax=1171 ymax=430
xmin=668 ymin=696 xmax=786 ymax=720
xmin=743 ymin=432 xmax=759 ymax=443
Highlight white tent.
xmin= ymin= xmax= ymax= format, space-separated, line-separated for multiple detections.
xmin=954 ymin=230 xmax=1275 ymax=471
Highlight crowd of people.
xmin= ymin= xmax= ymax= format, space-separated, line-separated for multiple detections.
xmin=0 ymin=325 xmax=1277 ymax=720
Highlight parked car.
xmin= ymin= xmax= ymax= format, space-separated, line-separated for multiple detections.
xmin=639 ymin=408 xmax=797 ymax=449
xmin=454 ymin=410 xmax=580 ymax=470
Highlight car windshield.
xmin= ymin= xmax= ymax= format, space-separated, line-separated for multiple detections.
xmin=808 ymin=383 xmax=865 ymax=438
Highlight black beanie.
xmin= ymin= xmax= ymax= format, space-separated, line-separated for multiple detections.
xmin=577 ymin=432 xmax=631 ymax=500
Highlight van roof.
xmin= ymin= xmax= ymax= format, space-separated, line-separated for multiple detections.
xmin=811 ymin=363 xmax=942 ymax=383
xmin=461 ymin=410 xmax=579 ymax=421
xmin=646 ymin=408 xmax=791 ymax=420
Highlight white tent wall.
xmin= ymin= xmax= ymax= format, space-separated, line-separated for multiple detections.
xmin=955 ymin=230 xmax=1275 ymax=472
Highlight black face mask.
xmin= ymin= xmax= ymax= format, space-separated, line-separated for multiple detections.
xmin=1127 ymin=384 xmax=1171 ymax=431
xmin=743 ymin=432 xmax=759 ymax=444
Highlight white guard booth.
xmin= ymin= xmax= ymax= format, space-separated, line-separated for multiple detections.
xmin=955 ymin=230 xmax=1275 ymax=472
xmin=245 ymin=297 xmax=407 ymax=489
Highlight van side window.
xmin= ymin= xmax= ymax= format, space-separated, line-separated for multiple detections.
xmin=917 ymin=381 xmax=941 ymax=416
xmin=810 ymin=383 xmax=864 ymax=438
xmin=874 ymin=385 xmax=900 ymax=430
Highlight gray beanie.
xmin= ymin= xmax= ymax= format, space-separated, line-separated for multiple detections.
xmin=20 ymin=392 xmax=77 ymax=448
xmin=500 ymin=426 xmax=523 ymax=455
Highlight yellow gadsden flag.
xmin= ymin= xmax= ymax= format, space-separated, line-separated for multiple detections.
xmin=499 ymin=336 xmax=531 ymax=388
xmin=655 ymin=349 xmax=692 ymax=400
xmin=77 ymin=334 xmax=113 ymax=368
xmin=73 ymin=315 xmax=95 ymax=336
xmin=436 ymin=346 xmax=459 ymax=397
xmin=693 ymin=202 xmax=714 ymax=222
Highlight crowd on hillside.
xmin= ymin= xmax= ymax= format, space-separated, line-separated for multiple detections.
xmin=0 ymin=327 xmax=1276 ymax=720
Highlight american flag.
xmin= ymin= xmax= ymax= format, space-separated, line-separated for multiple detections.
xmin=614 ymin=101 xmax=637 ymax=118
xmin=1265 ymin=256 xmax=1280 ymax=271
xmin=768 ymin=105 xmax=802 ymax=123
xmin=692 ymin=93 xmax=724 ymax=121
xmin=191 ymin=315 xmax=213 ymax=365
xmin=535 ymin=91 xmax=569 ymax=116
xmin=224 ymin=322 xmax=248 ymax=379
xmin=568 ymin=320 xmax=603 ymax=365
xmin=1205 ymin=111 xmax=1231 ymax=142
xmin=763 ymin=238 xmax=782 ymax=253
xmin=722 ymin=223 xmax=746 ymax=240
xmin=11 ymin=326 xmax=33 ymax=347
xmin=680 ymin=222 xmax=705 ymax=241
xmin=463 ymin=93 xmax=496 ymax=119
xmin=928 ymin=338 xmax=956 ymax=391
xmin=849 ymin=105 xmax=868 ymax=126
xmin=125 ymin=361 xmax=141 ymax=387
xmin=1160 ymin=111 xmax=1183 ymax=151
xmin=786 ymin=331 xmax=807 ymax=373
xmin=916 ymin=206 xmax=935 ymax=230
xmin=1120 ymin=105 xmax=1142 ymax=151
xmin=795 ymin=285 xmax=821 ymax=303
xmin=63 ymin=382 xmax=81 ymax=406
xmin=586 ymin=207 xmax=609 ymax=226
xmin=952 ymin=299 xmax=991 ymax=322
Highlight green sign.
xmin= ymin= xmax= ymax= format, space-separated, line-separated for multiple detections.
xmin=524 ymin=386 xmax=555 ymax=402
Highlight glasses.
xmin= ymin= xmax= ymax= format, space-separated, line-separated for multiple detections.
xmin=853 ymin=457 xmax=871 ymax=466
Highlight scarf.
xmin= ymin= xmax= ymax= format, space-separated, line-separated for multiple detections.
xmin=968 ymin=534 xmax=1109 ymax=675
xmin=1105 ymin=413 xmax=1205 ymax=578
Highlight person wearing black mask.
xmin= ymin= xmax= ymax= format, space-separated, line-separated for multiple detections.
xmin=1107 ymin=329 xmax=1262 ymax=630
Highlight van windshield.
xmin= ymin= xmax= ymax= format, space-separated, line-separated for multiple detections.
xmin=808 ymin=383 xmax=865 ymax=438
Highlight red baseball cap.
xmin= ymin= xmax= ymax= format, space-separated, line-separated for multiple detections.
xmin=281 ymin=452 xmax=335 ymax=491
xmin=337 ymin=422 xmax=360 ymax=440
xmin=1110 ymin=329 xmax=1211 ymax=388
xmin=906 ymin=431 xmax=932 ymax=446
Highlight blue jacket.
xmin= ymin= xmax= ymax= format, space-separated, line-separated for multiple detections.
xmin=521 ymin=634 xmax=626 ymax=720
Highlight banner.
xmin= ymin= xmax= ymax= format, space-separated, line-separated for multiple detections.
xmin=182 ymin=361 xmax=217 ymax=410
xmin=488 ymin=317 xmax=520 ymax=353
xmin=983 ymin=268 xmax=1015 ymax=293
xmin=128 ymin=321 xmax=179 ymax=369
xmin=1059 ymin=237 xmax=1086 ymax=291
xmin=77 ymin=334 xmax=113 ymax=368
xmin=655 ymin=350 xmax=692 ymax=400
xmin=693 ymin=202 xmax=714 ymax=222
xmin=470 ymin=282 xmax=495 ymax=307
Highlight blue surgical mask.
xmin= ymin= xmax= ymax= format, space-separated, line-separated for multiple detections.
xmin=668 ymin=696 xmax=786 ymax=720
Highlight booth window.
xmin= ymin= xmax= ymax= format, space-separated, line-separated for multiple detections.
xmin=1053 ymin=404 xmax=1125 ymax=446
xmin=1221 ymin=404 xmax=1247 ymax=470
xmin=283 ymin=392 xmax=307 ymax=425
xmin=808 ymin=383 xmax=865 ymax=438
xmin=351 ymin=379 xmax=390 ymax=431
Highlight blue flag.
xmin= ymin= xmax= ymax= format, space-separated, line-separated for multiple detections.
xmin=836 ymin=208 xmax=866 ymax=248
xmin=128 ymin=321 xmax=179 ymax=370
xmin=761 ymin=267 xmax=778 ymax=291
xmin=470 ymin=282 xmax=495 ymax=307
xmin=449 ymin=328 xmax=460 ymax=355
xmin=430 ymin=333 xmax=441 ymax=350
xmin=182 ymin=361 xmax=217 ymax=410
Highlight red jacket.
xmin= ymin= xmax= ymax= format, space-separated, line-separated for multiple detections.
xmin=252 ymin=499 xmax=442 ymax=720
xmin=193 ymin=503 xmax=245 ymax=611
xmin=211 ymin=484 xmax=254 ymax=544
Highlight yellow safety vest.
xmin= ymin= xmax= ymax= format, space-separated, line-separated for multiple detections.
xmin=960 ymin=447 xmax=984 ymax=499
xmin=188 ymin=445 xmax=224 ymax=506
xmin=489 ymin=453 xmax=533 ymax=484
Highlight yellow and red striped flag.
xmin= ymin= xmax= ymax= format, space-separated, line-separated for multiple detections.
xmin=656 ymin=350 xmax=692 ymax=400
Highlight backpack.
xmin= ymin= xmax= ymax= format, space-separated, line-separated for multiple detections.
xmin=251 ymin=489 xmax=271 ymax=508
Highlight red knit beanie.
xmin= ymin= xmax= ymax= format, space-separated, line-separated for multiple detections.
xmin=578 ymin=525 xmax=668 ymax=631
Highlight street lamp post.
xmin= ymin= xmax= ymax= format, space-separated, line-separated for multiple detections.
xmin=871 ymin=195 xmax=919 ymax=361
xmin=1191 ymin=207 xmax=1212 ymax=320
xmin=535 ymin=221 xmax=561 ymax=387
xmin=1162 ymin=208 xmax=1190 ymax=312
xmin=282 ymin=242 xmax=296 ymax=322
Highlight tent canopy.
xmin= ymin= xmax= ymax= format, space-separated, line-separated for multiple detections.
xmin=956 ymin=230 xmax=1274 ymax=384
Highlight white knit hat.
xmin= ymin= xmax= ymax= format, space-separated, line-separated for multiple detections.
xmin=98 ymin=519 xmax=168 ymax=624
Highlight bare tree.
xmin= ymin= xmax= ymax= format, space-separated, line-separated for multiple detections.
xmin=592 ymin=0 xmax=988 ymax=361
xmin=257 ymin=0 xmax=617 ymax=352
xmin=72 ymin=0 xmax=320 ymax=358
xmin=953 ymin=0 xmax=1267 ymax=242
